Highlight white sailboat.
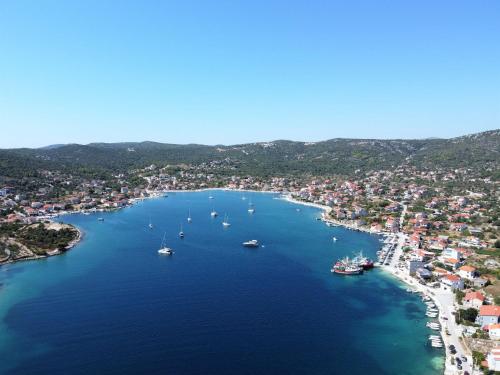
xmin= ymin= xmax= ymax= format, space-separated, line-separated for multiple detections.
xmin=158 ymin=233 xmax=173 ymax=255
xmin=211 ymin=208 xmax=218 ymax=218
xmin=187 ymin=209 xmax=192 ymax=223
xmin=222 ymin=214 xmax=231 ymax=227
xmin=148 ymin=216 xmax=153 ymax=229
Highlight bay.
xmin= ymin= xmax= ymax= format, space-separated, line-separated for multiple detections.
xmin=0 ymin=191 xmax=443 ymax=374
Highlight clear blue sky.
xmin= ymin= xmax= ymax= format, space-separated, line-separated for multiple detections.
xmin=0 ymin=0 xmax=499 ymax=148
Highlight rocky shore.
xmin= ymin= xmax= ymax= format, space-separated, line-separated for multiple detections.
xmin=0 ymin=223 xmax=82 ymax=266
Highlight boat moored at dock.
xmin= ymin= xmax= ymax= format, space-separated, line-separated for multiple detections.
xmin=352 ymin=251 xmax=375 ymax=270
xmin=331 ymin=257 xmax=364 ymax=275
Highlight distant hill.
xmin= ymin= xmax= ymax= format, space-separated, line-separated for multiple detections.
xmin=0 ymin=130 xmax=498 ymax=179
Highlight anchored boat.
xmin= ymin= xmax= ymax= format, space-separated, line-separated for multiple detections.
xmin=242 ymin=240 xmax=259 ymax=248
xmin=158 ymin=232 xmax=173 ymax=255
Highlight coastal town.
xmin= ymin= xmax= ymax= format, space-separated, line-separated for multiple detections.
xmin=0 ymin=158 xmax=499 ymax=374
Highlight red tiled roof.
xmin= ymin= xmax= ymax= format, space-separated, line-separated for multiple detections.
xmin=459 ymin=265 xmax=476 ymax=272
xmin=444 ymin=274 xmax=460 ymax=282
xmin=464 ymin=291 xmax=484 ymax=302
xmin=479 ymin=305 xmax=500 ymax=317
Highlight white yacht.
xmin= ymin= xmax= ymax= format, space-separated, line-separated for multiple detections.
xmin=242 ymin=240 xmax=259 ymax=248
xmin=333 ymin=237 xmax=338 ymax=242
xmin=179 ymin=224 xmax=185 ymax=238
xmin=222 ymin=214 xmax=231 ymax=227
xmin=158 ymin=233 xmax=173 ymax=255
xmin=211 ymin=209 xmax=218 ymax=218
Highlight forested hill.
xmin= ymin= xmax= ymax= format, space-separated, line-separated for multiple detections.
xmin=0 ymin=129 xmax=498 ymax=178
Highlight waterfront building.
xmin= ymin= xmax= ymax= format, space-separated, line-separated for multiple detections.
xmin=440 ymin=274 xmax=464 ymax=290
xmin=463 ymin=291 xmax=485 ymax=309
xmin=477 ymin=306 xmax=500 ymax=328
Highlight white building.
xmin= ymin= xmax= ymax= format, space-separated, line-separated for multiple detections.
xmin=442 ymin=248 xmax=462 ymax=260
xmin=457 ymin=265 xmax=476 ymax=280
xmin=487 ymin=348 xmax=500 ymax=371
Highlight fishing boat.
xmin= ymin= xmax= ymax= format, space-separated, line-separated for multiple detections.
xmin=158 ymin=233 xmax=173 ymax=255
xmin=222 ymin=214 xmax=231 ymax=227
xmin=352 ymin=251 xmax=375 ymax=270
xmin=331 ymin=257 xmax=363 ymax=275
xmin=242 ymin=240 xmax=259 ymax=248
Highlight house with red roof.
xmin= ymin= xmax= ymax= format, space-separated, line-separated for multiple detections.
xmin=458 ymin=265 xmax=476 ymax=280
xmin=432 ymin=267 xmax=449 ymax=277
xmin=463 ymin=291 xmax=485 ymax=309
xmin=477 ymin=305 xmax=500 ymax=328
xmin=443 ymin=258 xmax=461 ymax=270
xmin=488 ymin=323 xmax=500 ymax=340
xmin=440 ymin=274 xmax=464 ymax=290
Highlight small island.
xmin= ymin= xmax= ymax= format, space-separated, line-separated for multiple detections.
xmin=0 ymin=222 xmax=81 ymax=264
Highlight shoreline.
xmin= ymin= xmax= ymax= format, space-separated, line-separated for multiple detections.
xmin=384 ymin=266 xmax=451 ymax=374
xmin=379 ymin=234 xmax=453 ymax=375
xmin=162 ymin=187 xmax=281 ymax=194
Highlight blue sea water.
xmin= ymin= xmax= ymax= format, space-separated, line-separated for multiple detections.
xmin=0 ymin=191 xmax=443 ymax=374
